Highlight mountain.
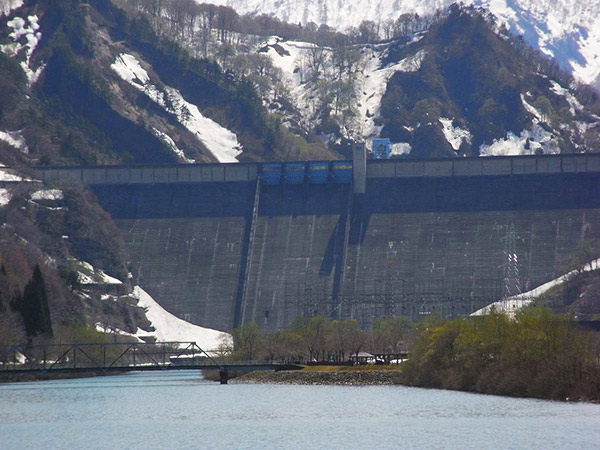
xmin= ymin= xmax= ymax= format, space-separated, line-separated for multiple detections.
xmin=375 ymin=8 xmax=599 ymax=157
xmin=1 ymin=0 xmax=598 ymax=162
xmin=0 ymin=0 xmax=335 ymax=167
xmin=111 ymin=0 xmax=599 ymax=157
xmin=213 ymin=0 xmax=600 ymax=91
xmin=248 ymin=7 xmax=600 ymax=157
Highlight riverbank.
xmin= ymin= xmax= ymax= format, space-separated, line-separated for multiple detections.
xmin=0 ymin=370 xmax=129 ymax=383
xmin=228 ymin=366 xmax=600 ymax=403
xmin=230 ymin=366 xmax=403 ymax=385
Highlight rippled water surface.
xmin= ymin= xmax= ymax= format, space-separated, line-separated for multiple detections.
xmin=0 ymin=371 xmax=599 ymax=449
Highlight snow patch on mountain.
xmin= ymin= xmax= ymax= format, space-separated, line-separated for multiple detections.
xmin=261 ymin=36 xmax=427 ymax=140
xmin=570 ymin=20 xmax=600 ymax=89
xmin=111 ymin=52 xmax=149 ymax=85
xmin=0 ymin=129 xmax=28 ymax=153
xmin=0 ymin=15 xmax=43 ymax=85
xmin=151 ymin=128 xmax=194 ymax=164
xmin=262 ymin=37 xmax=312 ymax=76
xmin=360 ymin=47 xmax=426 ymax=138
xmin=520 ymin=93 xmax=547 ymax=123
xmin=0 ymin=168 xmax=27 ymax=181
xmin=479 ymin=92 xmax=561 ymax=156
xmin=0 ymin=0 xmax=23 ymax=18
xmin=30 ymin=189 xmax=63 ymax=202
xmin=259 ymin=38 xmax=324 ymax=131
xmin=472 ymin=258 xmax=600 ymax=317
xmin=390 ymin=142 xmax=411 ymax=156
xmin=479 ymin=123 xmax=558 ymax=156
xmin=218 ymin=0 xmax=450 ymax=30
xmin=76 ymin=260 xmax=123 ymax=285
xmin=549 ymin=81 xmax=583 ymax=116
xmin=0 ymin=187 xmax=12 ymax=206
xmin=111 ymin=53 xmax=242 ymax=163
xmin=439 ymin=118 xmax=472 ymax=151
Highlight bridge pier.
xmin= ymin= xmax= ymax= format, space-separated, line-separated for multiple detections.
xmin=219 ymin=370 xmax=228 ymax=384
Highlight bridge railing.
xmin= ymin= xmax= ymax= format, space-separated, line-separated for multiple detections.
xmin=0 ymin=341 xmax=223 ymax=373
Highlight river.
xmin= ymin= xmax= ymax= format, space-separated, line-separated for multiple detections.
xmin=0 ymin=371 xmax=598 ymax=449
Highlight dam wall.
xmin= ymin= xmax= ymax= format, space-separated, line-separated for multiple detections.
xmin=35 ymin=154 xmax=600 ymax=332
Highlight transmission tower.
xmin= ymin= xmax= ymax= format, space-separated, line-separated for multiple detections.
xmin=503 ymin=223 xmax=522 ymax=298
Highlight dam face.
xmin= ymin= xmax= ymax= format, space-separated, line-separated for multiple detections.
xmin=37 ymin=155 xmax=600 ymax=332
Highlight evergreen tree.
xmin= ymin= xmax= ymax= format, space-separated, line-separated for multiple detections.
xmin=17 ymin=265 xmax=53 ymax=338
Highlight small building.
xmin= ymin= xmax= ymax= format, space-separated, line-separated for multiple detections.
xmin=349 ymin=351 xmax=375 ymax=364
xmin=372 ymin=138 xmax=392 ymax=159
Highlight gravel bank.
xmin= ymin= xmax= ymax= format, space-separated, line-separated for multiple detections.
xmin=231 ymin=370 xmax=403 ymax=386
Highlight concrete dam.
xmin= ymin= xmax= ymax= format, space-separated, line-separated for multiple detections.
xmin=37 ymin=154 xmax=600 ymax=333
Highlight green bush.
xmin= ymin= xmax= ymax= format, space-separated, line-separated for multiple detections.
xmin=401 ymin=308 xmax=600 ymax=400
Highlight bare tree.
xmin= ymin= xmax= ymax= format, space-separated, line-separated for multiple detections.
xmin=358 ymin=20 xmax=379 ymax=43
xmin=381 ymin=19 xmax=395 ymax=41
xmin=216 ymin=5 xmax=239 ymax=43
xmin=197 ymin=3 xmax=218 ymax=57
xmin=305 ymin=45 xmax=327 ymax=82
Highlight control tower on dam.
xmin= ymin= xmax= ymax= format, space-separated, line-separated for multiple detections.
xmin=36 ymin=154 xmax=600 ymax=333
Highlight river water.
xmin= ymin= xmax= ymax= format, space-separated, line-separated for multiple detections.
xmin=0 ymin=371 xmax=598 ymax=449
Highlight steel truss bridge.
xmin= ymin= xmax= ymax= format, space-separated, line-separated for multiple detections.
xmin=0 ymin=342 xmax=301 ymax=384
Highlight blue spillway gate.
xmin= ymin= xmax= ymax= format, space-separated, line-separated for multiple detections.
xmin=331 ymin=161 xmax=353 ymax=183
xmin=284 ymin=163 xmax=306 ymax=184
xmin=260 ymin=163 xmax=283 ymax=185
xmin=307 ymin=162 xmax=330 ymax=184
xmin=260 ymin=161 xmax=352 ymax=185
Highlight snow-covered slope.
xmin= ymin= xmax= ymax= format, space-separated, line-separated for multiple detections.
xmin=0 ymin=0 xmax=23 ymax=18
xmin=133 ymin=287 xmax=230 ymax=351
xmin=0 ymin=14 xmax=44 ymax=85
xmin=111 ymin=53 xmax=242 ymax=163
xmin=95 ymin=286 xmax=231 ymax=351
xmin=258 ymin=25 xmax=592 ymax=156
xmin=472 ymin=258 xmax=600 ymax=317
xmin=217 ymin=0 xmax=600 ymax=88
xmin=259 ymin=37 xmax=427 ymax=142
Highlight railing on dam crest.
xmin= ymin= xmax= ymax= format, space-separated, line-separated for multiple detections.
xmin=32 ymin=154 xmax=600 ymax=186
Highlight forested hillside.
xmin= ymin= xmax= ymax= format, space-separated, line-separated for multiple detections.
xmin=0 ymin=0 xmax=335 ymax=168
xmin=0 ymin=180 xmax=152 ymax=349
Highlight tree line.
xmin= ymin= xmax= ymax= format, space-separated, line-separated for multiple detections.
xmin=219 ymin=315 xmax=412 ymax=363
xmin=118 ymin=0 xmax=438 ymax=51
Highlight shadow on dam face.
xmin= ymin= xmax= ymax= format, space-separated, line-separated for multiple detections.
xmin=92 ymin=182 xmax=255 ymax=219
xmin=92 ymin=172 xmax=600 ymax=333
